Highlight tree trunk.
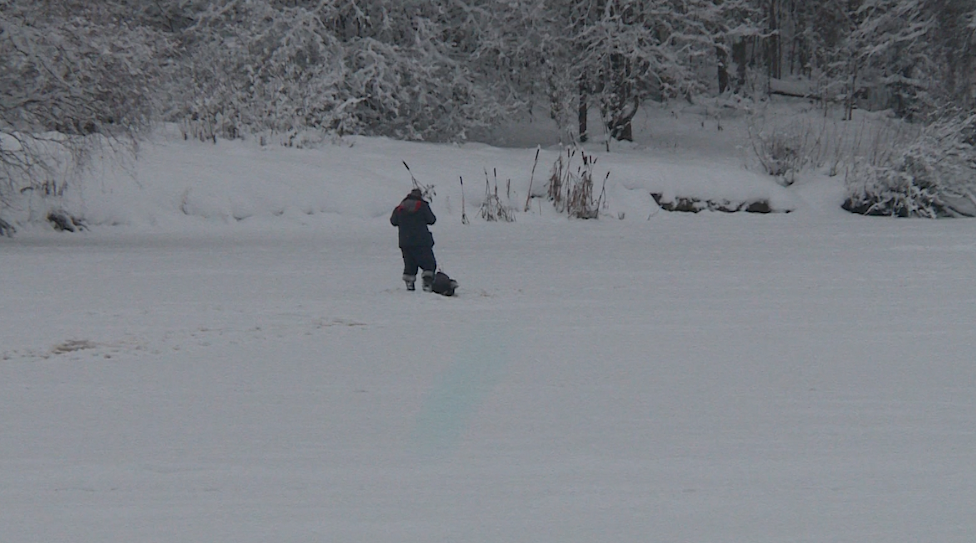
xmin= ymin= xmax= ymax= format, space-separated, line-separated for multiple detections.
xmin=717 ymin=46 xmax=730 ymax=94
xmin=578 ymin=75 xmax=588 ymax=143
xmin=845 ymin=60 xmax=857 ymax=121
xmin=766 ymin=0 xmax=781 ymax=81
xmin=733 ymin=39 xmax=747 ymax=91
xmin=611 ymin=108 xmax=634 ymax=142
xmin=605 ymin=53 xmax=636 ymax=142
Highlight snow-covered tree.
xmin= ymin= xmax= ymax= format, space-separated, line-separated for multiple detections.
xmin=925 ymin=0 xmax=976 ymax=112
xmin=542 ymin=0 xmax=738 ymax=142
xmin=830 ymin=0 xmax=932 ymax=120
xmin=158 ymin=0 xmax=514 ymax=143
xmin=1 ymin=1 xmax=163 ymax=223
xmin=162 ymin=1 xmax=344 ymax=141
xmin=702 ymin=0 xmax=764 ymax=94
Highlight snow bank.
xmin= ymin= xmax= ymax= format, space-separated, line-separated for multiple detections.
xmin=4 ymin=119 xmax=802 ymax=232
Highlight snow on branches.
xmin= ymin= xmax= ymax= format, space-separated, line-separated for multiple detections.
xmin=844 ymin=112 xmax=976 ymax=218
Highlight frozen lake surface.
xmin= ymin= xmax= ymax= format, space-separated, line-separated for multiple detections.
xmin=3 ymin=212 xmax=976 ymax=542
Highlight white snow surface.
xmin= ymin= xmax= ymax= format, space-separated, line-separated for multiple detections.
xmin=2 ymin=103 xmax=976 ymax=542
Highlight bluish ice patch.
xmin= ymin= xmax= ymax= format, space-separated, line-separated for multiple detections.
xmin=411 ymin=323 xmax=513 ymax=461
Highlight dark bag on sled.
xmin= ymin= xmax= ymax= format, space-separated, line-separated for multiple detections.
xmin=431 ymin=271 xmax=458 ymax=296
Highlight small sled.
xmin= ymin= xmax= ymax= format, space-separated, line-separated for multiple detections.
xmin=431 ymin=270 xmax=458 ymax=296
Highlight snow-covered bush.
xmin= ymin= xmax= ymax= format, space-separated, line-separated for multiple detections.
xmin=746 ymin=113 xmax=833 ymax=185
xmin=748 ymin=125 xmax=808 ymax=185
xmin=478 ymin=169 xmax=516 ymax=223
xmin=843 ymin=114 xmax=976 ymax=218
xmin=746 ymin=108 xmax=920 ymax=184
xmin=546 ymin=147 xmax=606 ymax=219
xmin=0 ymin=217 xmax=14 ymax=237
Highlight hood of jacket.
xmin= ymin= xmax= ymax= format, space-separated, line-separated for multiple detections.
xmin=398 ymin=195 xmax=424 ymax=214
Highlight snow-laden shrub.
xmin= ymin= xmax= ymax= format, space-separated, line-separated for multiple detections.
xmin=750 ymin=128 xmax=806 ymax=184
xmin=747 ymin=109 xmax=921 ymax=183
xmin=0 ymin=217 xmax=14 ymax=237
xmin=546 ymin=147 xmax=607 ymax=219
xmin=478 ymin=169 xmax=516 ymax=223
xmin=747 ymin=115 xmax=820 ymax=185
xmin=843 ymin=114 xmax=976 ymax=218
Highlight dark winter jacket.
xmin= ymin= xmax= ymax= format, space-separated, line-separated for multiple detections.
xmin=390 ymin=191 xmax=436 ymax=248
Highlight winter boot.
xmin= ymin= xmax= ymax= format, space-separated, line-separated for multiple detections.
xmin=403 ymin=274 xmax=416 ymax=291
xmin=421 ymin=270 xmax=435 ymax=292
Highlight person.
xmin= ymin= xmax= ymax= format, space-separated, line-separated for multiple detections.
xmin=390 ymin=188 xmax=437 ymax=291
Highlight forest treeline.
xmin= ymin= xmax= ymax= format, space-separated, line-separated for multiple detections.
xmin=2 ymin=0 xmax=974 ymax=143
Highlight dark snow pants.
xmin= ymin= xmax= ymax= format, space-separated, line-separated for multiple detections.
xmin=400 ymin=246 xmax=437 ymax=277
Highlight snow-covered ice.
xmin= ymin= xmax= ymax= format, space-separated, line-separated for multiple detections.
xmin=2 ymin=104 xmax=975 ymax=542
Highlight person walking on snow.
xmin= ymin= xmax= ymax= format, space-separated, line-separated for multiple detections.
xmin=390 ymin=188 xmax=437 ymax=291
